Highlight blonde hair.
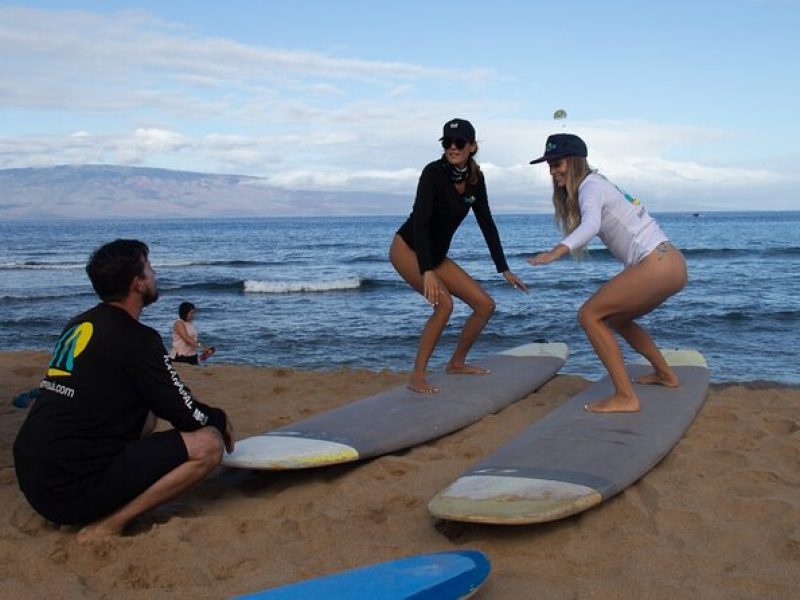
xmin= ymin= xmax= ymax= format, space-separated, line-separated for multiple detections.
xmin=551 ymin=157 xmax=591 ymax=255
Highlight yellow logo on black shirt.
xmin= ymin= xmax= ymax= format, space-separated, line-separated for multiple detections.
xmin=47 ymin=322 xmax=93 ymax=377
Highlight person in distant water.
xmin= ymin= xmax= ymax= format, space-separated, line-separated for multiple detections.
xmin=171 ymin=301 xmax=215 ymax=365
xmin=390 ymin=118 xmax=528 ymax=394
xmin=13 ymin=239 xmax=234 ymax=543
xmin=528 ymin=134 xmax=687 ymax=413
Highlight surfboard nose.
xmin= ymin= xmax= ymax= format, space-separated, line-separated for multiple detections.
xmin=428 ymin=474 xmax=602 ymax=524
xmin=222 ymin=435 xmax=359 ymax=469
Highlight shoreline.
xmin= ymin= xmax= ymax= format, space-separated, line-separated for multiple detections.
xmin=3 ymin=350 xmax=799 ymax=390
xmin=2 ymin=351 xmax=799 ymax=598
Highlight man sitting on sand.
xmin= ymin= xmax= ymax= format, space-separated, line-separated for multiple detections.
xmin=13 ymin=239 xmax=234 ymax=543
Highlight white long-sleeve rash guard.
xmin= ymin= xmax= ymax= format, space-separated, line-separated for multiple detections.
xmin=560 ymin=173 xmax=669 ymax=267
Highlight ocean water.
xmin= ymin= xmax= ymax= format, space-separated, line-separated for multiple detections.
xmin=1 ymin=211 xmax=798 ymax=384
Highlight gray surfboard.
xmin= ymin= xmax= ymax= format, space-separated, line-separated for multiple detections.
xmin=428 ymin=349 xmax=709 ymax=524
xmin=223 ymin=342 xmax=568 ymax=470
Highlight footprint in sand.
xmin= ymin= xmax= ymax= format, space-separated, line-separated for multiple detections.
xmin=367 ymin=506 xmax=388 ymax=524
xmin=699 ymin=449 xmax=750 ymax=469
xmin=9 ymin=506 xmax=53 ymax=537
xmin=434 ymin=520 xmax=469 ymax=544
xmin=762 ymin=417 xmax=800 ymax=435
xmin=48 ymin=546 xmax=69 ymax=565
xmin=774 ymin=536 xmax=800 ymax=561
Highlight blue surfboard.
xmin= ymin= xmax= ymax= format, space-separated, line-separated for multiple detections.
xmin=233 ymin=550 xmax=491 ymax=600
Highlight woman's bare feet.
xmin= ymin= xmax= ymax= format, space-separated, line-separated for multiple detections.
xmin=407 ymin=374 xmax=438 ymax=394
xmin=584 ymin=393 xmax=640 ymax=413
xmin=445 ymin=363 xmax=490 ymax=375
xmin=636 ymin=370 xmax=680 ymax=387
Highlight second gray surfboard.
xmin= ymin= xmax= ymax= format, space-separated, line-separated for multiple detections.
xmin=428 ymin=349 xmax=709 ymax=524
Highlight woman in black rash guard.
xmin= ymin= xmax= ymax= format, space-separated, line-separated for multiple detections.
xmin=390 ymin=118 xmax=528 ymax=394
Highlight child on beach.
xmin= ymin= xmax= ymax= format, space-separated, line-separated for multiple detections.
xmin=171 ymin=301 xmax=215 ymax=365
xmin=528 ymin=133 xmax=687 ymax=413
xmin=390 ymin=118 xmax=527 ymax=394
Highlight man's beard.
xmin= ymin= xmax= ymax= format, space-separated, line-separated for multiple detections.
xmin=142 ymin=287 xmax=159 ymax=307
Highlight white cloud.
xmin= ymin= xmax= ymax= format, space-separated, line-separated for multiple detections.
xmin=0 ymin=119 xmax=788 ymax=212
xmin=0 ymin=6 xmax=494 ymax=117
xmin=0 ymin=6 xmax=794 ymax=212
xmin=268 ymin=168 xmax=420 ymax=193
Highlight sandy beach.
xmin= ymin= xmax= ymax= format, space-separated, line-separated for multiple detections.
xmin=1 ymin=350 xmax=799 ymax=599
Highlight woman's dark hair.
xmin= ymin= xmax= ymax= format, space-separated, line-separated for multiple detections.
xmin=178 ymin=301 xmax=196 ymax=321
xmin=467 ymin=146 xmax=481 ymax=186
xmin=85 ymin=239 xmax=149 ymax=302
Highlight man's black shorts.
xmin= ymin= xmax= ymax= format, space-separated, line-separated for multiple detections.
xmin=20 ymin=429 xmax=189 ymax=525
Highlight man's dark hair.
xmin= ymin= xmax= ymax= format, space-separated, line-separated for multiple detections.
xmin=86 ymin=239 xmax=149 ymax=302
xmin=178 ymin=301 xmax=196 ymax=321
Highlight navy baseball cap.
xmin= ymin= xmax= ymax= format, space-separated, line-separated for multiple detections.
xmin=440 ymin=118 xmax=476 ymax=142
xmin=529 ymin=133 xmax=588 ymax=164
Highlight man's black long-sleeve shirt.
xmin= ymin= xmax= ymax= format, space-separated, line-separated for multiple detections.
xmin=14 ymin=303 xmax=227 ymax=500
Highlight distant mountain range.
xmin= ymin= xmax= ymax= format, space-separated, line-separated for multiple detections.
xmin=0 ymin=165 xmax=411 ymax=219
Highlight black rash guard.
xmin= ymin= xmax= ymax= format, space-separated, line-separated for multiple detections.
xmin=13 ymin=303 xmax=227 ymax=502
xmin=397 ymin=158 xmax=510 ymax=275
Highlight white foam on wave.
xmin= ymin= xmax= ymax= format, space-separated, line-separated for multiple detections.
xmin=244 ymin=276 xmax=361 ymax=294
xmin=0 ymin=261 xmax=84 ymax=270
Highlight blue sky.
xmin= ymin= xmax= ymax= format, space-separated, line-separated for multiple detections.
xmin=1 ymin=0 xmax=798 ymax=213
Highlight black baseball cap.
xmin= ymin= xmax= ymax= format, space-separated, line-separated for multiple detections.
xmin=440 ymin=118 xmax=476 ymax=142
xmin=529 ymin=133 xmax=588 ymax=164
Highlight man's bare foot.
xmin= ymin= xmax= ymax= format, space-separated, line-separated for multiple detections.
xmin=584 ymin=394 xmax=640 ymax=413
xmin=445 ymin=363 xmax=490 ymax=375
xmin=76 ymin=522 xmax=122 ymax=545
xmin=407 ymin=375 xmax=438 ymax=394
xmin=635 ymin=371 xmax=680 ymax=387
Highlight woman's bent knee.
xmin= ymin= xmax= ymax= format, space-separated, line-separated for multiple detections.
xmin=435 ymin=291 xmax=454 ymax=314
xmin=476 ymin=300 xmax=495 ymax=321
xmin=577 ymin=304 xmax=593 ymax=330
